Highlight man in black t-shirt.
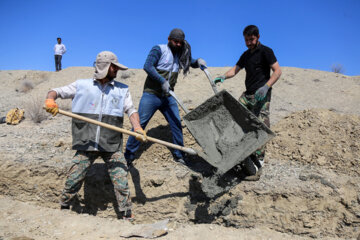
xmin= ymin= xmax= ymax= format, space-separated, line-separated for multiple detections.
xmin=214 ymin=25 xmax=282 ymax=181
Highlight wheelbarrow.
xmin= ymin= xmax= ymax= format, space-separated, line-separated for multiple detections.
xmin=170 ymin=67 xmax=275 ymax=174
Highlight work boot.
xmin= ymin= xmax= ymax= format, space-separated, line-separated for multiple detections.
xmin=124 ymin=150 xmax=135 ymax=169
xmin=242 ymin=168 xmax=262 ymax=181
xmin=239 ymin=157 xmax=262 ymax=181
xmin=120 ymin=209 xmax=134 ymax=222
xmin=174 ymin=156 xmax=187 ymax=166
xmin=241 ymin=157 xmax=257 ymax=176
xmin=126 ymin=158 xmax=134 ymax=170
xmin=60 ymin=204 xmax=70 ymax=210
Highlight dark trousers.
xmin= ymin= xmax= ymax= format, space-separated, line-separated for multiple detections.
xmin=125 ymin=92 xmax=184 ymax=160
xmin=55 ymin=55 xmax=62 ymax=71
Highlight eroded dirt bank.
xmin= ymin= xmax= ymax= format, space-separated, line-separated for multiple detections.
xmin=1 ymin=109 xmax=359 ymax=239
xmin=0 ymin=68 xmax=359 ymax=239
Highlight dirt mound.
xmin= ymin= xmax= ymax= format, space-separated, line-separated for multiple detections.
xmin=1 ymin=109 xmax=360 ymax=239
xmin=267 ymin=109 xmax=360 ymax=175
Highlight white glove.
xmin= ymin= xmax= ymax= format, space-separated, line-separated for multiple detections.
xmin=161 ymin=80 xmax=170 ymax=94
xmin=197 ymin=58 xmax=207 ymax=68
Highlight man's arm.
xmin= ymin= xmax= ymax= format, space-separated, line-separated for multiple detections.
xmin=190 ymin=57 xmax=207 ymax=69
xmin=266 ymin=61 xmax=282 ymax=87
xmin=129 ymin=112 xmax=141 ymax=130
xmin=224 ymin=65 xmax=242 ymax=79
xmin=44 ymin=82 xmax=77 ymax=116
xmin=143 ymin=46 xmax=166 ymax=84
xmin=254 ymin=61 xmax=282 ymax=101
xmin=46 ymin=90 xmax=58 ymax=100
xmin=213 ymin=65 xmax=241 ymax=83
xmin=45 ymin=90 xmax=59 ymax=116
xmin=124 ymin=91 xmax=147 ymax=141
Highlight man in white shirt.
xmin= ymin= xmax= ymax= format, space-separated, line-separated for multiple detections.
xmin=44 ymin=51 xmax=147 ymax=221
xmin=54 ymin=37 xmax=66 ymax=71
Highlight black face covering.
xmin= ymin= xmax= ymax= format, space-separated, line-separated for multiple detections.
xmin=169 ymin=42 xmax=183 ymax=55
xmin=179 ymin=40 xmax=192 ymax=75
xmin=169 ymin=40 xmax=191 ymax=76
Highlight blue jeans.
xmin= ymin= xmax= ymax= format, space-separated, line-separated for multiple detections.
xmin=125 ymin=92 xmax=184 ymax=159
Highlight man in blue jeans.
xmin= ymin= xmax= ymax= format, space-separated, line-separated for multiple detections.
xmin=125 ymin=28 xmax=207 ymax=164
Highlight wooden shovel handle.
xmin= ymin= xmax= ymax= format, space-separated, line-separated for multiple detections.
xmin=57 ymin=109 xmax=197 ymax=155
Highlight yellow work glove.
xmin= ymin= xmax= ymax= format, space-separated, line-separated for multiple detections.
xmin=5 ymin=108 xmax=25 ymax=125
xmin=44 ymin=99 xmax=59 ymax=116
xmin=134 ymin=127 xmax=147 ymax=142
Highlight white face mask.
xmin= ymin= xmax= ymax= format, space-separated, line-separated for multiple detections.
xmin=94 ymin=61 xmax=111 ymax=80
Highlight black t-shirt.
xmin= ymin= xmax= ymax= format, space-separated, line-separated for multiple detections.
xmin=236 ymin=43 xmax=277 ymax=94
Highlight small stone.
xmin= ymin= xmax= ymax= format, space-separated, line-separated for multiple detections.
xmin=150 ymin=177 xmax=164 ymax=187
xmin=54 ymin=140 xmax=64 ymax=147
xmin=317 ymin=156 xmax=326 ymax=166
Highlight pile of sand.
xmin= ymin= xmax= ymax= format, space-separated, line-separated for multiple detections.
xmin=267 ymin=109 xmax=360 ymax=175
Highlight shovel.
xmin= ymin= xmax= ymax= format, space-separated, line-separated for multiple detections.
xmin=168 ymin=65 xmax=217 ymax=113
xmin=200 ymin=65 xmax=219 ymax=94
xmin=50 ymin=109 xmax=197 ymax=155
xmin=168 ymin=90 xmax=189 ymax=114
xmin=168 ymin=65 xmax=218 ymax=113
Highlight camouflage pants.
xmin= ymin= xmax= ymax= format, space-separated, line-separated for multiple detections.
xmin=238 ymin=90 xmax=271 ymax=167
xmin=60 ymin=151 xmax=131 ymax=211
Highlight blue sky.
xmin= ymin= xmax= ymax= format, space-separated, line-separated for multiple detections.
xmin=0 ymin=0 xmax=359 ymax=76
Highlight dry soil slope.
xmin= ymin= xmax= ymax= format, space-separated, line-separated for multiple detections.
xmin=0 ymin=67 xmax=359 ymax=239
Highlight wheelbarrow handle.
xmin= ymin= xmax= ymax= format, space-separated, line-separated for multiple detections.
xmin=201 ymin=66 xmax=219 ymax=95
xmin=50 ymin=108 xmax=197 ymax=155
xmin=168 ymin=90 xmax=190 ymax=114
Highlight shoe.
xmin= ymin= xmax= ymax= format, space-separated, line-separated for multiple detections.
xmin=239 ymin=157 xmax=262 ymax=181
xmin=120 ymin=210 xmax=134 ymax=222
xmin=241 ymin=157 xmax=257 ymax=176
xmin=126 ymin=159 xmax=134 ymax=170
xmin=60 ymin=204 xmax=70 ymax=210
xmin=242 ymin=168 xmax=262 ymax=181
xmin=174 ymin=157 xmax=186 ymax=165
xmin=124 ymin=150 xmax=135 ymax=169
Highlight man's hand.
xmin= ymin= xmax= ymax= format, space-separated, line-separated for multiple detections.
xmin=135 ymin=127 xmax=147 ymax=142
xmin=45 ymin=99 xmax=59 ymax=116
xmin=161 ymin=80 xmax=170 ymax=94
xmin=213 ymin=75 xmax=226 ymax=84
xmin=197 ymin=58 xmax=207 ymax=69
xmin=255 ymin=84 xmax=270 ymax=101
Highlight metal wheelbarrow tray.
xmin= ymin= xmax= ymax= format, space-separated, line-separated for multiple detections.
xmin=183 ymin=89 xmax=275 ymax=174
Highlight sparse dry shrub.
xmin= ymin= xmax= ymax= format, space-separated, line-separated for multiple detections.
xmin=331 ymin=63 xmax=345 ymax=74
xmin=17 ymin=79 xmax=34 ymax=93
xmin=24 ymin=94 xmax=48 ymax=123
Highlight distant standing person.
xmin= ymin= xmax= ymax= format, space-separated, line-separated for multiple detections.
xmin=125 ymin=28 xmax=207 ymax=165
xmin=213 ymin=25 xmax=282 ymax=181
xmin=44 ymin=51 xmax=147 ymax=220
xmin=54 ymin=37 xmax=66 ymax=71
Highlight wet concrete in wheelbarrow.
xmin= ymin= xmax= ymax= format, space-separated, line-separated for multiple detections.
xmin=183 ymin=90 xmax=275 ymax=198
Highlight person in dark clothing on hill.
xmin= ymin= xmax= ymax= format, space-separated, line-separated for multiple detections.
xmin=214 ymin=25 xmax=282 ymax=181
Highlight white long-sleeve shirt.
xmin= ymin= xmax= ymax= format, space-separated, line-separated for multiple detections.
xmin=54 ymin=44 xmax=66 ymax=55
xmin=52 ymin=79 xmax=137 ymax=117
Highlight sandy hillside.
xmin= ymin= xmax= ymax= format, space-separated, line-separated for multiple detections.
xmin=0 ymin=66 xmax=359 ymax=240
